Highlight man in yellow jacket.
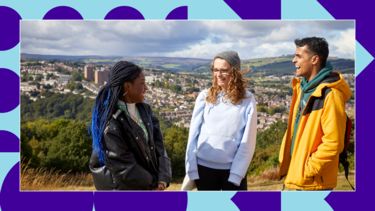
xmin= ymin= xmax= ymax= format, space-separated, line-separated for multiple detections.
xmin=279 ymin=37 xmax=352 ymax=190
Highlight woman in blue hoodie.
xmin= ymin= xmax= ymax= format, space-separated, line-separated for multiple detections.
xmin=184 ymin=51 xmax=257 ymax=190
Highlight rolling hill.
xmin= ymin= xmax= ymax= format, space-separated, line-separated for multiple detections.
xmin=21 ymin=54 xmax=354 ymax=75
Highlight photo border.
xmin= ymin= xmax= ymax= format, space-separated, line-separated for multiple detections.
xmin=0 ymin=1 xmax=373 ymax=210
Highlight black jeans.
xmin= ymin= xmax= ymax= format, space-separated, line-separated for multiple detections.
xmin=195 ymin=164 xmax=247 ymax=190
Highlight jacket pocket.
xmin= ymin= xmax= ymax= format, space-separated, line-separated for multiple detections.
xmin=301 ymin=157 xmax=316 ymax=186
xmin=304 ymin=156 xmax=316 ymax=178
xmin=197 ymin=135 xmax=238 ymax=163
xmin=119 ymin=164 xmax=154 ymax=190
xmin=90 ymin=165 xmax=116 ymax=190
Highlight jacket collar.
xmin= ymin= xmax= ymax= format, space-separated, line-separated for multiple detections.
xmin=136 ymin=103 xmax=153 ymax=143
xmin=292 ymin=72 xmax=342 ymax=98
xmin=300 ymin=63 xmax=333 ymax=93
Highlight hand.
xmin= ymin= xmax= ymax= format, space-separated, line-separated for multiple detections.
xmin=155 ymin=182 xmax=166 ymax=191
xmin=181 ymin=175 xmax=196 ymax=190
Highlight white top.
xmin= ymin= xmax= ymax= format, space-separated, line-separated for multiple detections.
xmin=185 ymin=89 xmax=257 ymax=186
xmin=126 ymin=103 xmax=138 ymax=121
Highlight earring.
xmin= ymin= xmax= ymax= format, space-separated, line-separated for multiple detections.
xmin=123 ymin=91 xmax=128 ymax=96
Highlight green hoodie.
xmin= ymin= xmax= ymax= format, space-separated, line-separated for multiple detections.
xmin=290 ymin=63 xmax=333 ymax=156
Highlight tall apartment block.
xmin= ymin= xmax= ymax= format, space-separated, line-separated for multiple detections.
xmin=95 ymin=68 xmax=110 ymax=86
xmin=84 ymin=64 xmax=95 ymax=81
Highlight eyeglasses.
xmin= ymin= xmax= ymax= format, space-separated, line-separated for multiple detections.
xmin=211 ymin=68 xmax=232 ymax=76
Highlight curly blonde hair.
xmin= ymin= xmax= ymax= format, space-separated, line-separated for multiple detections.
xmin=206 ymin=65 xmax=248 ymax=105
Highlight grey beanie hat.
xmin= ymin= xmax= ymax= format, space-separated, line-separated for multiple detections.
xmin=214 ymin=50 xmax=241 ymax=70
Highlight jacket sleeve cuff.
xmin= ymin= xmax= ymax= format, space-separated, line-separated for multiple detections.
xmin=187 ymin=171 xmax=199 ymax=180
xmin=228 ymin=173 xmax=242 ymax=186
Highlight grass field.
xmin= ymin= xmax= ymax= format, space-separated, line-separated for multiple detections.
xmin=21 ymin=167 xmax=355 ymax=191
xmin=168 ymin=171 xmax=355 ymax=191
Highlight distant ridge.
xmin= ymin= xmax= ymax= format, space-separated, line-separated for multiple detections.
xmin=243 ymin=55 xmax=354 ymax=76
xmin=21 ymin=53 xmax=122 ymax=63
xmin=21 ymin=53 xmax=354 ymax=75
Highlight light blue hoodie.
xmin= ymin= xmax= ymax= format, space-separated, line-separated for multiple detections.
xmin=185 ymin=89 xmax=257 ymax=186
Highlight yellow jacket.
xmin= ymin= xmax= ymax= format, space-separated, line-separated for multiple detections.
xmin=279 ymin=72 xmax=352 ymax=190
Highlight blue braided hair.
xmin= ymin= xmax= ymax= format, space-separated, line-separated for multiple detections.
xmin=90 ymin=61 xmax=142 ymax=165
xmin=91 ymin=86 xmax=112 ymax=165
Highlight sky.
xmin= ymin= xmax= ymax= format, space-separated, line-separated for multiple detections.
xmin=21 ymin=20 xmax=355 ymax=60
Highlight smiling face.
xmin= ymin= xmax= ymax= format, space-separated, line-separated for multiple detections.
xmin=212 ymin=58 xmax=233 ymax=90
xmin=292 ymin=45 xmax=320 ymax=81
xmin=123 ymin=71 xmax=148 ymax=103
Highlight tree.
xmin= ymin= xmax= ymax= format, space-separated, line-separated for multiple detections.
xmin=257 ymin=105 xmax=268 ymax=113
xmin=35 ymin=74 xmax=43 ymax=82
xmin=21 ymin=118 xmax=92 ymax=172
xmin=75 ymin=83 xmax=83 ymax=90
xmin=163 ymin=126 xmax=188 ymax=179
xmin=21 ymin=126 xmax=34 ymax=164
xmin=43 ymin=84 xmax=53 ymax=90
xmin=21 ymin=73 xmax=28 ymax=82
xmin=72 ymin=71 xmax=83 ymax=81
xmin=44 ymin=120 xmax=91 ymax=172
xmin=46 ymin=73 xmax=55 ymax=80
xmin=21 ymin=93 xmax=94 ymax=122
xmin=56 ymin=66 xmax=69 ymax=74
xmin=248 ymin=121 xmax=287 ymax=175
xmin=66 ymin=81 xmax=76 ymax=91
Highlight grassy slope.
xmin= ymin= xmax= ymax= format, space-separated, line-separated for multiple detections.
xmin=21 ymin=168 xmax=355 ymax=191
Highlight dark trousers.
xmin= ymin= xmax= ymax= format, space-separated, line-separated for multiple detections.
xmin=195 ymin=164 xmax=247 ymax=190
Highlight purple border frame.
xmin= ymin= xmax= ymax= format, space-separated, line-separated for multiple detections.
xmin=1 ymin=0 xmax=374 ymax=210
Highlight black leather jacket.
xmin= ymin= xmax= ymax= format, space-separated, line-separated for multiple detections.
xmin=90 ymin=103 xmax=172 ymax=190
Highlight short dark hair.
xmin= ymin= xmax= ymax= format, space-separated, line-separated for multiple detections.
xmin=294 ymin=37 xmax=329 ymax=67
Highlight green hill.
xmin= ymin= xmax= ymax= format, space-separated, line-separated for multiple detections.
xmin=21 ymin=53 xmax=354 ymax=75
xmin=244 ymin=56 xmax=354 ymax=76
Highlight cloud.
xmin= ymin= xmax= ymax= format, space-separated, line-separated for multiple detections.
xmin=329 ymin=28 xmax=355 ymax=58
xmin=263 ymin=24 xmax=298 ymax=42
xmin=21 ymin=20 xmax=355 ymax=59
xmin=313 ymin=20 xmax=354 ymax=31
xmin=165 ymin=37 xmax=235 ymax=58
xmin=251 ymin=42 xmax=294 ymax=58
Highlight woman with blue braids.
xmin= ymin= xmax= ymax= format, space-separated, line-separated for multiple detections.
xmin=89 ymin=61 xmax=171 ymax=190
